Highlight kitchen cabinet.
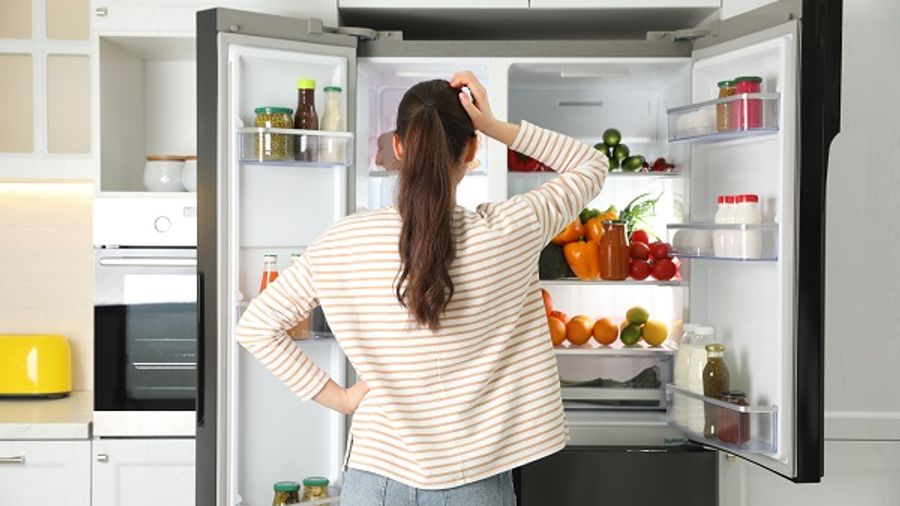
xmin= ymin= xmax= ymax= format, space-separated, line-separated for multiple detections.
xmin=92 ymin=438 xmax=195 ymax=506
xmin=0 ymin=0 xmax=94 ymax=179
xmin=0 ymin=440 xmax=91 ymax=506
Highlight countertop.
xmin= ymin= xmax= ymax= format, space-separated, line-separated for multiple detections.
xmin=0 ymin=390 xmax=92 ymax=440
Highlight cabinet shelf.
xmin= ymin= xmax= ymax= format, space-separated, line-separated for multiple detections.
xmin=238 ymin=127 xmax=353 ymax=167
xmin=667 ymin=93 xmax=780 ymax=143
xmin=542 ymin=278 xmax=684 ymax=287
xmin=666 ymin=384 xmax=778 ymax=455
xmin=667 ymin=223 xmax=778 ymax=262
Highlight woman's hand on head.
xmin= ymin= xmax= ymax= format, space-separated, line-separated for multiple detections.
xmin=451 ymin=71 xmax=520 ymax=147
xmin=451 ymin=71 xmax=496 ymax=134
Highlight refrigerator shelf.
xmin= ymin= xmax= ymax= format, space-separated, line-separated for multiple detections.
xmin=667 ymin=92 xmax=780 ymax=143
xmin=238 ymin=127 xmax=354 ymax=166
xmin=667 ymin=223 xmax=779 ymax=261
xmin=555 ymin=342 xmax=676 ymax=357
xmin=666 ymin=384 xmax=778 ymax=455
xmin=508 ymin=170 xmax=683 ymax=179
xmin=369 ymin=169 xmax=487 ymax=178
xmin=541 ymin=278 xmax=684 ymax=287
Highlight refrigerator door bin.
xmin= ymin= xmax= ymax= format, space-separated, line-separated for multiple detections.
xmin=667 ymin=93 xmax=780 ymax=142
xmin=668 ymin=223 xmax=779 ymax=261
xmin=238 ymin=127 xmax=354 ymax=166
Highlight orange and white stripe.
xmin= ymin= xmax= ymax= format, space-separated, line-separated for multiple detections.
xmin=236 ymin=121 xmax=608 ymax=489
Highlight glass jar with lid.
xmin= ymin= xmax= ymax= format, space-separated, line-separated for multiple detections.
xmin=599 ymin=220 xmax=629 ymax=281
xmin=302 ymin=476 xmax=329 ymax=501
xmin=320 ymin=86 xmax=345 ymax=163
xmin=731 ymin=76 xmax=764 ymax=130
xmin=254 ymin=106 xmax=294 ymax=161
xmin=717 ymin=390 xmax=751 ymax=445
xmin=715 ymin=80 xmax=736 ymax=132
xmin=272 ymin=481 xmax=300 ymax=506
xmin=702 ymin=343 xmax=730 ymax=437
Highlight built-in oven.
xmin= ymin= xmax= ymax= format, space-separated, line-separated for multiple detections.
xmin=93 ymin=196 xmax=197 ymax=437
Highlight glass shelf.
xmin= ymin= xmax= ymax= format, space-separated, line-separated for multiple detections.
xmin=238 ymin=127 xmax=353 ymax=166
xmin=666 ymin=384 xmax=778 ymax=454
xmin=668 ymin=223 xmax=778 ymax=261
xmin=508 ymin=170 xmax=682 ymax=179
xmin=667 ymin=93 xmax=780 ymax=142
xmin=541 ymin=278 xmax=684 ymax=287
xmin=555 ymin=342 xmax=676 ymax=357
xmin=369 ymin=169 xmax=487 ymax=178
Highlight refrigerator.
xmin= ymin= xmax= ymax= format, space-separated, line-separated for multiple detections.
xmin=196 ymin=2 xmax=840 ymax=504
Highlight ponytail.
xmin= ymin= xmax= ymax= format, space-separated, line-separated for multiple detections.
xmin=394 ymin=80 xmax=475 ymax=330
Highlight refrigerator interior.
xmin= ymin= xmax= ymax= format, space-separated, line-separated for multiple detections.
xmin=356 ymin=58 xmax=494 ymax=212
xmin=676 ymin=29 xmax=797 ymax=473
xmin=226 ymin=40 xmax=352 ymax=505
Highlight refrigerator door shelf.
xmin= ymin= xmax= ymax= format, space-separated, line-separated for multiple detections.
xmin=667 ymin=93 xmax=780 ymax=142
xmin=666 ymin=384 xmax=778 ymax=455
xmin=238 ymin=127 xmax=355 ymax=167
xmin=508 ymin=170 xmax=684 ymax=180
xmin=369 ymin=169 xmax=488 ymax=178
xmin=668 ymin=223 xmax=779 ymax=261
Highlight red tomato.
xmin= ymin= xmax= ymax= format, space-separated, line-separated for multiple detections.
xmin=629 ymin=241 xmax=650 ymax=260
xmin=508 ymin=149 xmax=540 ymax=172
xmin=650 ymin=241 xmax=671 ymax=260
xmin=630 ymin=230 xmax=650 ymax=245
xmin=541 ymin=288 xmax=553 ymax=315
xmin=630 ymin=259 xmax=651 ymax=280
xmin=651 ymin=258 xmax=677 ymax=281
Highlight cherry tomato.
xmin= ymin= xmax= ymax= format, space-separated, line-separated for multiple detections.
xmin=630 ymin=230 xmax=650 ymax=245
xmin=650 ymin=241 xmax=671 ymax=260
xmin=651 ymin=258 xmax=677 ymax=281
xmin=629 ymin=241 xmax=650 ymax=260
xmin=630 ymin=260 xmax=651 ymax=281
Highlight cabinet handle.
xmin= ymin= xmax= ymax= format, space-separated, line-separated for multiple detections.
xmin=0 ymin=455 xmax=25 ymax=464
xmin=96 ymin=454 xmax=109 ymax=463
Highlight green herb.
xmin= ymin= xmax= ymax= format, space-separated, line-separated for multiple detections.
xmin=619 ymin=192 xmax=663 ymax=237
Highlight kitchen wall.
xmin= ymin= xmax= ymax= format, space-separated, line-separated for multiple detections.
xmin=720 ymin=0 xmax=900 ymax=503
xmin=0 ymin=181 xmax=94 ymax=390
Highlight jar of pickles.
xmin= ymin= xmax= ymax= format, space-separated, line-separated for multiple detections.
xmin=302 ymin=476 xmax=329 ymax=501
xmin=715 ymin=80 xmax=736 ymax=132
xmin=272 ymin=481 xmax=301 ymax=506
xmin=254 ymin=106 xmax=294 ymax=161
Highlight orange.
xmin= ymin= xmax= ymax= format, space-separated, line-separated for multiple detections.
xmin=566 ymin=316 xmax=594 ymax=346
xmin=548 ymin=316 xmax=567 ymax=346
xmin=549 ymin=310 xmax=569 ymax=325
xmin=592 ymin=318 xmax=619 ymax=346
xmin=541 ymin=288 xmax=553 ymax=315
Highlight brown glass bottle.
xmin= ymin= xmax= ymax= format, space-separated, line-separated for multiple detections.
xmin=702 ymin=343 xmax=730 ymax=437
xmin=293 ymin=79 xmax=318 ymax=161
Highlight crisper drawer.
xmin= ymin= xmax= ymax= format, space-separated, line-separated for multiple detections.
xmin=555 ymin=345 xmax=674 ymax=410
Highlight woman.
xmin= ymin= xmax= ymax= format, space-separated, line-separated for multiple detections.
xmin=236 ymin=71 xmax=608 ymax=505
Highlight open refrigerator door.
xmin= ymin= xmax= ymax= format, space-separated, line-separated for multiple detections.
xmin=664 ymin=21 xmax=805 ymax=479
xmin=197 ymin=9 xmax=357 ymax=506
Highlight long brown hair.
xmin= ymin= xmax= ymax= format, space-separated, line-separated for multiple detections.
xmin=394 ymin=79 xmax=475 ymax=330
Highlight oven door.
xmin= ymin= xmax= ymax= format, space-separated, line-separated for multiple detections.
xmin=94 ymin=247 xmax=197 ymax=436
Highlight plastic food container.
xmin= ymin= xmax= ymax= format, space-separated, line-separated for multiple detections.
xmin=144 ymin=155 xmax=186 ymax=192
xmin=302 ymin=476 xmax=329 ymax=501
xmin=254 ymin=106 xmax=294 ymax=161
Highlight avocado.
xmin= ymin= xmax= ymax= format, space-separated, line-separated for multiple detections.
xmin=622 ymin=155 xmax=645 ymax=172
xmin=613 ymin=144 xmax=630 ymax=161
xmin=538 ymin=244 xmax=568 ymax=280
xmin=602 ymin=128 xmax=622 ymax=146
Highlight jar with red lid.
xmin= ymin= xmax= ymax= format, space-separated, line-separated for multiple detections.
xmin=731 ymin=76 xmax=763 ymax=130
xmin=716 ymin=390 xmax=751 ymax=445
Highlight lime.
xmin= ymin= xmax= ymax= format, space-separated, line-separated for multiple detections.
xmin=613 ymin=144 xmax=630 ymax=161
xmin=602 ymin=128 xmax=622 ymax=146
xmin=626 ymin=306 xmax=650 ymax=326
xmin=642 ymin=320 xmax=668 ymax=347
xmin=620 ymin=324 xmax=643 ymax=346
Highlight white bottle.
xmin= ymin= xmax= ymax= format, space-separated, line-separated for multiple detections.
xmin=737 ymin=194 xmax=763 ymax=259
xmin=713 ymin=195 xmax=735 ymax=257
xmin=320 ymin=86 xmax=345 ymax=163
xmin=686 ymin=325 xmax=715 ymax=434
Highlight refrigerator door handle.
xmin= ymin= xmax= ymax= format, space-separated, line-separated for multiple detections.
xmin=196 ymin=271 xmax=205 ymax=427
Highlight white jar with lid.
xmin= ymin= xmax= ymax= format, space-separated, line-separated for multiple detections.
xmin=144 ymin=155 xmax=185 ymax=192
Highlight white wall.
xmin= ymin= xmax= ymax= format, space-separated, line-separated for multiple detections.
xmin=720 ymin=0 xmax=900 ymax=503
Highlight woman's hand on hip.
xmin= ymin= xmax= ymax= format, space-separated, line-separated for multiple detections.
xmin=312 ymin=379 xmax=370 ymax=415
xmin=342 ymin=380 xmax=370 ymax=415
xmin=451 ymin=71 xmax=520 ymax=146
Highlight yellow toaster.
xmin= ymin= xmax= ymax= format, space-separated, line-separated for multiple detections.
xmin=0 ymin=334 xmax=72 ymax=398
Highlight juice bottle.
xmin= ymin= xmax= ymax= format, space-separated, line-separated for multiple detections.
xmin=259 ymin=254 xmax=279 ymax=294
xmin=702 ymin=343 xmax=731 ymax=437
xmin=599 ymin=220 xmax=629 ymax=281
xmin=293 ymin=79 xmax=319 ymax=162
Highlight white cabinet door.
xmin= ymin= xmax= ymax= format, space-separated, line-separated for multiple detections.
xmin=529 ymin=0 xmax=719 ymax=8
xmin=340 ymin=0 xmax=527 ymax=8
xmin=92 ymin=438 xmax=196 ymax=506
xmin=0 ymin=440 xmax=91 ymax=506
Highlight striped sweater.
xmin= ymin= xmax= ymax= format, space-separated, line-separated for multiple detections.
xmin=235 ymin=121 xmax=608 ymax=489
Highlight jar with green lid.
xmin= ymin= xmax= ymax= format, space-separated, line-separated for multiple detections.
xmin=272 ymin=481 xmax=301 ymax=506
xmin=301 ymin=476 xmax=329 ymax=501
xmin=254 ymin=106 xmax=294 ymax=161
xmin=715 ymin=80 xmax=736 ymax=132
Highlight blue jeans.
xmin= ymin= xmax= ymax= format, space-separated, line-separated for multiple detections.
xmin=341 ymin=468 xmax=517 ymax=506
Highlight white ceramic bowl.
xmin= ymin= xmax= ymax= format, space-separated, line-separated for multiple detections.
xmin=144 ymin=156 xmax=185 ymax=192
xmin=182 ymin=157 xmax=197 ymax=192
